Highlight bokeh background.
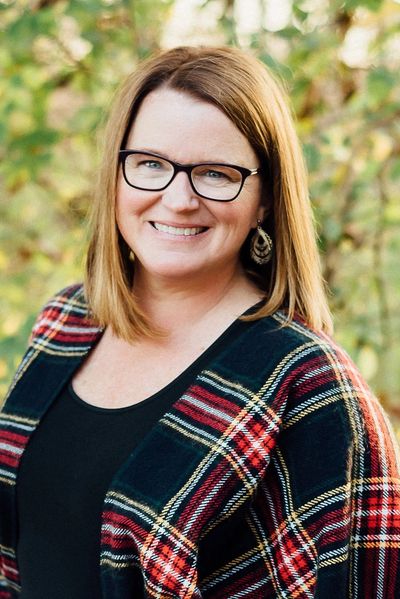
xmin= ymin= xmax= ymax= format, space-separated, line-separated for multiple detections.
xmin=1 ymin=0 xmax=399 ymax=439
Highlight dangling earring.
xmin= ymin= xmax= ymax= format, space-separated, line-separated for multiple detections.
xmin=250 ymin=220 xmax=273 ymax=265
xmin=129 ymin=250 xmax=135 ymax=262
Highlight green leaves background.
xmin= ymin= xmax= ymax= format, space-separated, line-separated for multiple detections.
xmin=1 ymin=0 xmax=399 ymax=437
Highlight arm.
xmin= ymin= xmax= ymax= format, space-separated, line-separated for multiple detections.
xmin=248 ymin=340 xmax=400 ymax=598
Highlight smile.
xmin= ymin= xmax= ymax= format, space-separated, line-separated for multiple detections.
xmin=151 ymin=222 xmax=207 ymax=236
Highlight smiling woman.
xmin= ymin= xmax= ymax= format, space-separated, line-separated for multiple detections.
xmin=1 ymin=46 xmax=400 ymax=599
xmin=115 ymin=87 xmax=264 ymax=290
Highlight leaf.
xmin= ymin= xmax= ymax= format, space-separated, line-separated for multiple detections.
xmin=389 ymin=159 xmax=400 ymax=181
xmin=292 ymin=5 xmax=308 ymax=23
xmin=366 ymin=68 xmax=396 ymax=108
xmin=9 ymin=129 xmax=60 ymax=156
xmin=344 ymin=0 xmax=384 ymax=11
xmin=303 ymin=143 xmax=321 ymax=172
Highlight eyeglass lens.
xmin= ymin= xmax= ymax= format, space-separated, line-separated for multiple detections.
xmin=123 ymin=152 xmax=243 ymax=201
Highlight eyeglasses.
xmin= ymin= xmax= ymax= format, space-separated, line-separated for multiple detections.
xmin=118 ymin=150 xmax=261 ymax=202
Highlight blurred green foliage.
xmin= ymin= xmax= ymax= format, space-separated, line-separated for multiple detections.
xmin=1 ymin=0 xmax=400 ymax=437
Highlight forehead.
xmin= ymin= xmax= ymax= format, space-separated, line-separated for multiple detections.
xmin=125 ymin=87 xmax=258 ymax=165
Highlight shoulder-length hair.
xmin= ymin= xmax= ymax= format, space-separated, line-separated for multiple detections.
xmin=85 ymin=45 xmax=333 ymax=339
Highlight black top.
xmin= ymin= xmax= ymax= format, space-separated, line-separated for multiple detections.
xmin=16 ymin=315 xmax=250 ymax=598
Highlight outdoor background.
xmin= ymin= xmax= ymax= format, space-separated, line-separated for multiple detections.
xmin=1 ymin=0 xmax=399 ymax=439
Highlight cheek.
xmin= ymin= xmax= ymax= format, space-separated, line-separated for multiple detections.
xmin=215 ymin=204 xmax=258 ymax=240
xmin=115 ymin=186 xmax=139 ymax=224
xmin=115 ymin=187 xmax=139 ymax=241
xmin=116 ymin=178 xmax=158 ymax=218
xmin=233 ymin=192 xmax=263 ymax=230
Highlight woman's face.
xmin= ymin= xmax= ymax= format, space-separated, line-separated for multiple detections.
xmin=116 ymin=87 xmax=264 ymax=286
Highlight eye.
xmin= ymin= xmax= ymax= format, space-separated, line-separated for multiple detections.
xmin=139 ymin=159 xmax=163 ymax=169
xmin=127 ymin=153 xmax=171 ymax=172
xmin=194 ymin=165 xmax=242 ymax=186
xmin=205 ymin=169 xmax=230 ymax=180
xmin=195 ymin=166 xmax=235 ymax=182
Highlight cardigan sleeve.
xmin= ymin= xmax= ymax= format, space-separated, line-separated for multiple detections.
xmin=244 ymin=338 xmax=400 ymax=598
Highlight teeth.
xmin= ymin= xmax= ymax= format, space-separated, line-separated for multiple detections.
xmin=153 ymin=223 xmax=204 ymax=236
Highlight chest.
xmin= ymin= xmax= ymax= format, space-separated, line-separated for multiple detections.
xmin=0 ymin=311 xmax=291 ymax=598
xmin=71 ymin=326 xmax=230 ymax=409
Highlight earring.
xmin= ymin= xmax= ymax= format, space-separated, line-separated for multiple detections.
xmin=129 ymin=250 xmax=135 ymax=262
xmin=250 ymin=220 xmax=273 ymax=265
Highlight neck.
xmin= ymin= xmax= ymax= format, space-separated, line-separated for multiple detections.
xmin=132 ymin=265 xmax=262 ymax=335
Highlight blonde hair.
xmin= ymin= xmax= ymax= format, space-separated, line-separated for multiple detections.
xmin=85 ymin=46 xmax=333 ymax=339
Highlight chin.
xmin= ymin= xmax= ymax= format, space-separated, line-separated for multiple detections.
xmin=136 ymin=258 xmax=206 ymax=280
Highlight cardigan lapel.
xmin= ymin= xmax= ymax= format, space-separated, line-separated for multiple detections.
xmin=0 ymin=283 xmax=104 ymax=593
xmin=1 ymin=285 xmax=286 ymax=598
xmin=0 ymin=328 xmax=102 ymax=594
xmin=100 ymin=317 xmax=286 ymax=598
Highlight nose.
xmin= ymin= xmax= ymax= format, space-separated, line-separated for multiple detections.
xmin=161 ymin=172 xmax=200 ymax=211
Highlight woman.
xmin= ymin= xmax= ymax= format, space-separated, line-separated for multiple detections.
xmin=1 ymin=46 xmax=399 ymax=598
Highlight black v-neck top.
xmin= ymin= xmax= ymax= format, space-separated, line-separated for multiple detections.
xmin=16 ymin=315 xmax=250 ymax=598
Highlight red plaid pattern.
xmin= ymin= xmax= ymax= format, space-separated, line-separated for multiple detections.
xmin=1 ymin=284 xmax=399 ymax=598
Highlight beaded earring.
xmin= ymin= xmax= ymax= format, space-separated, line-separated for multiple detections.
xmin=250 ymin=220 xmax=273 ymax=265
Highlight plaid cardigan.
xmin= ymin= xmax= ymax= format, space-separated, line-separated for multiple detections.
xmin=1 ymin=284 xmax=400 ymax=598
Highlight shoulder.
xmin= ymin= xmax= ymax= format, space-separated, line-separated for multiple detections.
xmin=248 ymin=311 xmax=353 ymax=376
xmin=251 ymin=311 xmax=357 ymax=371
xmin=226 ymin=311 xmax=368 ymax=416
xmin=29 ymin=283 xmax=103 ymax=355
xmin=255 ymin=313 xmax=391 ymax=454
xmin=249 ymin=313 xmax=372 ymax=414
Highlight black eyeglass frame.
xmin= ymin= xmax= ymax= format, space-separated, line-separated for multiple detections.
xmin=118 ymin=150 xmax=262 ymax=202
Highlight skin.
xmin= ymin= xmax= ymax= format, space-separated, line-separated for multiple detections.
xmin=73 ymin=88 xmax=267 ymax=408
xmin=116 ymin=87 xmax=265 ymax=296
